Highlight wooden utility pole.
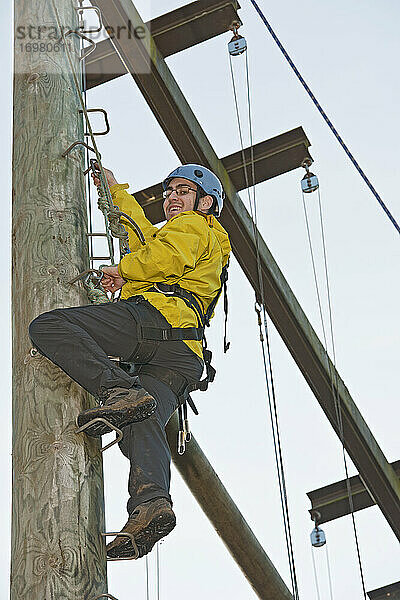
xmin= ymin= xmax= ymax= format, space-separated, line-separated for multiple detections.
xmin=12 ymin=1 xmax=107 ymax=598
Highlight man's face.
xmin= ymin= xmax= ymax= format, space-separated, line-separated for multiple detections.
xmin=163 ymin=177 xmax=198 ymax=221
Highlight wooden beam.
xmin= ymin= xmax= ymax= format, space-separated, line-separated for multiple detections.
xmin=166 ymin=414 xmax=292 ymax=600
xmin=307 ymin=461 xmax=400 ymax=524
xmin=12 ymin=1 xmax=107 ymax=598
xmin=367 ymin=582 xmax=400 ymax=600
xmin=85 ymin=0 xmax=240 ymax=89
xmin=134 ymin=127 xmax=311 ymax=224
xmin=91 ymin=0 xmax=400 ymax=542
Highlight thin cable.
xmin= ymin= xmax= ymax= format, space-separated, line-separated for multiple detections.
xmin=325 ymin=543 xmax=334 ymax=600
xmin=301 ymin=185 xmax=367 ymax=598
xmin=229 ymin=44 xmax=300 ymax=599
xmin=145 ymin=555 xmax=150 ymax=600
xmin=315 ymin=188 xmax=368 ymax=599
xmin=245 ymin=47 xmax=300 ymax=600
xmin=156 ymin=543 xmax=160 ymax=600
xmin=311 ymin=547 xmax=321 ymax=600
xmin=248 ymin=0 xmax=399 ymax=235
xmin=79 ymin=9 xmax=94 ymax=269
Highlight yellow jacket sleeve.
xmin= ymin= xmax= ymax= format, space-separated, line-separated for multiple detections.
xmin=117 ymin=212 xmax=207 ymax=284
xmin=109 ymin=183 xmax=158 ymax=252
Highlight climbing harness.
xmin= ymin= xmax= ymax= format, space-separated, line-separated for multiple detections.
xmin=228 ymin=23 xmax=300 ymax=600
xmin=117 ymin=256 xmax=230 ymax=455
xmin=300 ymin=165 xmax=367 ymax=598
xmin=248 ymin=0 xmax=399 ymax=235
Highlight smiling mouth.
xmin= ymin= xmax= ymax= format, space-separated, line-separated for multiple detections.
xmin=168 ymin=205 xmax=182 ymax=215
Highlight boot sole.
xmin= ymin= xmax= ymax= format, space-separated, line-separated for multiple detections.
xmin=106 ymin=511 xmax=176 ymax=559
xmin=77 ymin=397 xmax=157 ymax=437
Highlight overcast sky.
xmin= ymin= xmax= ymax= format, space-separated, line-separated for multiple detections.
xmin=2 ymin=0 xmax=399 ymax=599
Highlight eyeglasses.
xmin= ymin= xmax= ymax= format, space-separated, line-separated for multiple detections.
xmin=162 ymin=185 xmax=197 ymax=200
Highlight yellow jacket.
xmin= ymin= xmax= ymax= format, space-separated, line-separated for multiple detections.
xmin=111 ymin=184 xmax=231 ymax=358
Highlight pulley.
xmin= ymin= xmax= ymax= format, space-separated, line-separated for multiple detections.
xmin=228 ymin=22 xmax=247 ymax=56
xmin=301 ymin=159 xmax=319 ymax=193
xmin=310 ymin=525 xmax=326 ymax=548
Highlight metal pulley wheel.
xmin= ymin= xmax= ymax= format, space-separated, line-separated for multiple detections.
xmin=301 ymin=159 xmax=319 ymax=193
xmin=310 ymin=526 xmax=326 ymax=547
xmin=228 ymin=22 xmax=247 ymax=56
xmin=301 ymin=171 xmax=319 ymax=193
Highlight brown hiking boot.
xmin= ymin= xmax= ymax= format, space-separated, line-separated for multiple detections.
xmin=76 ymin=386 xmax=156 ymax=437
xmin=106 ymin=498 xmax=176 ymax=559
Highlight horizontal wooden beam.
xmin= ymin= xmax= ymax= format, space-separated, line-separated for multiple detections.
xmin=367 ymin=582 xmax=400 ymax=600
xmin=307 ymin=460 xmax=400 ymax=525
xmin=86 ymin=0 xmax=240 ymax=89
xmin=91 ymin=0 xmax=400 ymax=543
xmin=134 ymin=127 xmax=312 ymax=224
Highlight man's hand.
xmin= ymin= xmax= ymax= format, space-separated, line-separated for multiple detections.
xmin=91 ymin=163 xmax=119 ymax=188
xmin=101 ymin=266 xmax=126 ymax=293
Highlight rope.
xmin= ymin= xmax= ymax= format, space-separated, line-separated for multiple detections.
xmin=325 ymin=543 xmax=334 ymax=600
xmin=310 ymin=546 xmax=321 ymax=600
xmin=145 ymin=555 xmax=150 ymax=600
xmin=248 ymin=0 xmax=400 ymax=235
xmin=301 ymin=186 xmax=367 ymax=599
xmin=79 ymin=20 xmax=95 ymax=270
xmin=229 ymin=40 xmax=300 ymax=600
xmin=156 ymin=543 xmax=160 ymax=600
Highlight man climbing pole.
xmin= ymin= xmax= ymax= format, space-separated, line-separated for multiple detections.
xmin=29 ymin=164 xmax=231 ymax=559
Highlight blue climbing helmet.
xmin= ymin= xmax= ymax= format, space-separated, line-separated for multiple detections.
xmin=162 ymin=164 xmax=224 ymax=216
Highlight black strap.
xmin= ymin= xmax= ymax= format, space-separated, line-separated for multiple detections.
xmin=204 ymin=262 xmax=229 ymax=327
xmin=147 ymin=283 xmax=205 ymax=328
xmin=139 ymin=324 xmax=204 ymax=342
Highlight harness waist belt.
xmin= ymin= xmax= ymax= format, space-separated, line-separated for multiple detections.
xmin=139 ymin=325 xmax=204 ymax=342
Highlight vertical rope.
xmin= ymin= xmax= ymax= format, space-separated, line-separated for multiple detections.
xmin=311 ymin=547 xmax=322 ymax=600
xmin=301 ymin=185 xmax=367 ymax=599
xmin=229 ymin=42 xmax=300 ymax=599
xmin=145 ymin=555 xmax=150 ymax=600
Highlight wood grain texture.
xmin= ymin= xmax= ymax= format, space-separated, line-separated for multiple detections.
xmin=12 ymin=1 xmax=107 ymax=598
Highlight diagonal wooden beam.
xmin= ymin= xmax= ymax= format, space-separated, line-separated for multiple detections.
xmin=307 ymin=460 xmax=400 ymax=525
xmin=92 ymin=0 xmax=400 ymax=552
xmin=134 ymin=127 xmax=312 ymax=224
xmin=166 ymin=414 xmax=292 ymax=600
xmin=86 ymin=0 xmax=240 ymax=89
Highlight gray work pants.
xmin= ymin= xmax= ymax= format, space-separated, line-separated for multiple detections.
xmin=29 ymin=298 xmax=203 ymax=514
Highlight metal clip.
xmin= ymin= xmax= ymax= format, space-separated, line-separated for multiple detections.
xmin=75 ymin=417 xmax=123 ymax=452
xmin=101 ymin=532 xmax=139 ymax=560
xmin=183 ymin=418 xmax=191 ymax=442
xmin=74 ymin=6 xmax=103 ymax=33
xmin=79 ymin=108 xmax=110 ymax=137
xmin=178 ymin=430 xmax=185 ymax=455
